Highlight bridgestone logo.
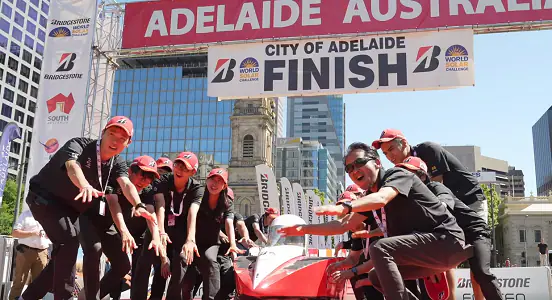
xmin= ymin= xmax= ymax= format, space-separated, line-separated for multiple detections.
xmin=296 ymin=192 xmax=303 ymax=218
xmin=44 ymin=74 xmax=83 ymax=80
xmin=260 ymin=174 xmax=270 ymax=210
xmin=51 ymin=18 xmax=90 ymax=26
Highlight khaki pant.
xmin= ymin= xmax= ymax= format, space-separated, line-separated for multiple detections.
xmin=9 ymin=245 xmax=48 ymax=300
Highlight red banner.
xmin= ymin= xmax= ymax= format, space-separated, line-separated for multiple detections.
xmin=122 ymin=0 xmax=552 ymax=49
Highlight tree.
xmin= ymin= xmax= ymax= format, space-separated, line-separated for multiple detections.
xmin=313 ymin=189 xmax=326 ymax=204
xmin=480 ymin=184 xmax=503 ymax=228
xmin=0 ymin=179 xmax=23 ymax=235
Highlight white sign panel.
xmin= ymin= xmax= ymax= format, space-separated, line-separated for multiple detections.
xmin=292 ymin=182 xmax=307 ymax=222
xmin=305 ymin=190 xmax=316 ymax=248
xmin=208 ymin=29 xmax=474 ymax=99
xmin=255 ymin=164 xmax=280 ymax=212
xmin=25 ymin=0 xmax=97 ymax=205
xmin=280 ymin=177 xmax=296 ymax=216
xmin=454 ymin=267 xmax=552 ymax=300
xmin=471 ymin=171 xmax=497 ymax=183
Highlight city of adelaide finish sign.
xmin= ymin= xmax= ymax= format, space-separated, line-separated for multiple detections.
xmin=207 ymin=29 xmax=474 ymax=99
xmin=122 ymin=0 xmax=552 ymax=49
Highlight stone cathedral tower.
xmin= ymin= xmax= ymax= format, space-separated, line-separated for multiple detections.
xmin=228 ymin=98 xmax=276 ymax=217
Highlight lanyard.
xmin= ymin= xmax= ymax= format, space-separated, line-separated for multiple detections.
xmin=170 ymin=191 xmax=185 ymax=216
xmin=363 ymin=224 xmax=371 ymax=259
xmin=372 ymin=208 xmax=388 ymax=238
xmin=96 ymin=140 xmax=114 ymax=195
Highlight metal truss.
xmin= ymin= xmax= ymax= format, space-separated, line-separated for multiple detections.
xmin=82 ymin=0 xmax=123 ymax=139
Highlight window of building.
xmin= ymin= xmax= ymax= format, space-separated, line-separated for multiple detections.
xmin=242 ymin=135 xmax=254 ymax=158
xmin=12 ymin=27 xmax=22 ymax=42
xmin=1 ymin=3 xmax=12 ymax=18
xmin=10 ymin=41 xmax=20 ymax=56
xmin=0 ymin=120 xmax=6 ymax=131
xmin=0 ymin=18 xmax=9 ymax=34
xmin=36 ymin=43 xmax=43 ymax=56
xmin=6 ymin=72 xmax=16 ymax=87
xmin=0 ymin=68 xmax=3 ymax=81
xmin=14 ymin=11 xmax=24 ymax=27
xmin=3 ymin=87 xmax=13 ymax=102
xmin=26 ymin=22 xmax=35 ymax=36
xmin=16 ymin=94 xmax=25 ymax=108
xmin=1 ymin=103 xmax=12 ymax=117
xmin=40 ymin=2 xmax=48 ymax=14
xmin=10 ymin=141 xmax=20 ymax=154
xmin=20 ymin=65 xmax=29 ymax=78
xmin=16 ymin=0 xmax=26 ymax=12
xmin=535 ymin=229 xmax=542 ymax=243
xmin=0 ymin=33 xmax=7 ymax=49
xmin=24 ymin=35 xmax=33 ymax=50
xmin=30 ymin=86 xmax=37 ymax=98
xmin=28 ymin=7 xmax=37 ymax=21
xmin=18 ymin=79 xmax=28 ymax=93
xmin=30 ymin=0 xmax=39 ymax=8
xmin=14 ymin=109 xmax=24 ymax=123
xmin=520 ymin=229 xmax=526 ymax=243
xmin=27 ymin=131 xmax=31 ymax=143
xmin=37 ymin=29 xmax=45 ymax=42
xmin=27 ymin=100 xmax=35 ymax=113
xmin=31 ymin=71 xmax=39 ymax=84
xmin=25 ymin=115 xmax=33 ymax=127
xmin=0 ymin=51 xmax=4 ymax=64
xmin=22 ymin=50 xmax=31 ymax=64
xmin=39 ymin=15 xmax=46 ymax=28
xmin=33 ymin=57 xmax=41 ymax=70
xmin=9 ymin=157 xmax=19 ymax=170
xmin=7 ymin=57 xmax=17 ymax=71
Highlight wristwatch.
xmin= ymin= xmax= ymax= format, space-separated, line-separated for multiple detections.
xmin=135 ymin=203 xmax=147 ymax=210
xmin=351 ymin=266 xmax=358 ymax=276
xmin=339 ymin=200 xmax=353 ymax=214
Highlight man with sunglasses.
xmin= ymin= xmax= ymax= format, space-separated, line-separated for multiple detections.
xmin=131 ymin=152 xmax=203 ymax=300
xmin=79 ymin=155 xmax=162 ymax=300
xmin=279 ymin=142 xmax=472 ymax=300
xmin=371 ymin=129 xmax=488 ymax=224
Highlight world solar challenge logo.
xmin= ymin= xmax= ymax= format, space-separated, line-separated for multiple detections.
xmin=444 ymin=45 xmax=469 ymax=72
xmin=239 ymin=57 xmax=260 ymax=82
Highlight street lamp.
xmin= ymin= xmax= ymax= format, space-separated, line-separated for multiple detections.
xmin=524 ymin=214 xmax=528 ymax=267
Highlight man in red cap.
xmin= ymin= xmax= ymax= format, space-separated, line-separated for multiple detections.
xmin=132 ymin=152 xmax=203 ymax=300
xmin=156 ymin=157 xmax=173 ymax=175
xmin=243 ymin=207 xmax=279 ymax=245
xmin=396 ymin=156 xmax=503 ymax=300
xmin=79 ymin=155 xmax=163 ymax=300
xmin=21 ymin=116 xmax=158 ymax=300
xmin=372 ymin=129 xmax=489 ymax=225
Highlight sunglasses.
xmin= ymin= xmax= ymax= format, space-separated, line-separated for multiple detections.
xmin=345 ymin=157 xmax=372 ymax=174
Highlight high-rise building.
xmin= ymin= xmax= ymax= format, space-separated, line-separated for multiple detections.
xmin=111 ymin=54 xmax=234 ymax=181
xmin=0 ymin=0 xmax=49 ymax=179
xmin=286 ymin=95 xmax=345 ymax=186
xmin=274 ymin=97 xmax=285 ymax=138
xmin=532 ymin=106 xmax=552 ymax=196
xmin=275 ymin=138 xmax=339 ymax=202
xmin=507 ymin=166 xmax=525 ymax=197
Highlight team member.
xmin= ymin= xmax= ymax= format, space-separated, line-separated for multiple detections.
xmin=132 ymin=152 xmax=203 ymax=300
xmin=9 ymin=210 xmax=51 ymax=300
xmin=396 ymin=156 xmax=503 ymax=300
xmin=371 ymin=129 xmax=488 ymax=222
xmin=244 ymin=208 xmax=279 ymax=245
xmin=184 ymin=168 xmax=243 ymax=300
xmin=279 ymin=143 xmax=472 ymax=300
xmin=157 ymin=157 xmax=173 ymax=175
xmin=538 ymin=239 xmax=548 ymax=266
xmin=79 ymin=156 xmax=162 ymax=300
xmin=20 ymin=116 xmax=153 ymax=300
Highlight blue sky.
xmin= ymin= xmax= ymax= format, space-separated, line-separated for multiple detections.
xmin=344 ymin=30 xmax=552 ymax=196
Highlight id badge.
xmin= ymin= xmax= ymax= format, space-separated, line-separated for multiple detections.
xmin=168 ymin=214 xmax=175 ymax=227
xmin=99 ymin=199 xmax=106 ymax=216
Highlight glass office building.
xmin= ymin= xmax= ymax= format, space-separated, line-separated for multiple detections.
xmin=111 ymin=54 xmax=234 ymax=180
xmin=0 ymin=0 xmax=49 ymax=179
xmin=532 ymin=106 xmax=552 ymax=196
xmin=287 ymin=95 xmax=345 ymax=186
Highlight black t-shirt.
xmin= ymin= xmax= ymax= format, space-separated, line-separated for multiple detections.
xmin=196 ymin=188 xmax=235 ymax=247
xmin=538 ymin=243 xmax=548 ymax=255
xmin=358 ymin=168 xmax=464 ymax=241
xmin=426 ymin=182 xmax=489 ymax=243
xmin=29 ymin=137 xmax=128 ymax=213
xmin=151 ymin=173 xmax=203 ymax=242
xmin=244 ymin=214 xmax=269 ymax=242
xmin=413 ymin=142 xmax=485 ymax=206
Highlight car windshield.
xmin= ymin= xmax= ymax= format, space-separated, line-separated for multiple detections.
xmin=267 ymin=225 xmax=306 ymax=247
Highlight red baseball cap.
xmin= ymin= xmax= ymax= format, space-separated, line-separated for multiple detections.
xmin=104 ymin=116 xmax=134 ymax=138
xmin=265 ymin=207 xmax=280 ymax=216
xmin=345 ymin=184 xmax=364 ymax=194
xmin=371 ymin=129 xmax=406 ymax=149
xmin=396 ymin=156 xmax=428 ymax=173
xmin=132 ymin=155 xmax=160 ymax=179
xmin=337 ymin=191 xmax=358 ymax=204
xmin=174 ymin=152 xmax=198 ymax=172
xmin=207 ymin=168 xmax=228 ymax=184
xmin=156 ymin=157 xmax=173 ymax=171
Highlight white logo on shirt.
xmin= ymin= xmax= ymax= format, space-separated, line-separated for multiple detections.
xmin=85 ymin=158 xmax=92 ymax=168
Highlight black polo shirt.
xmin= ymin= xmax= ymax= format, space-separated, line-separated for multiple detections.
xmin=219 ymin=212 xmax=245 ymax=254
xmin=196 ymin=188 xmax=234 ymax=248
xmin=426 ymin=182 xmax=489 ymax=243
xmin=151 ymin=173 xmax=203 ymax=242
xmin=244 ymin=214 xmax=269 ymax=242
xmin=29 ymin=137 xmax=128 ymax=213
xmin=358 ymin=168 xmax=464 ymax=241
xmin=412 ymin=142 xmax=485 ymax=206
